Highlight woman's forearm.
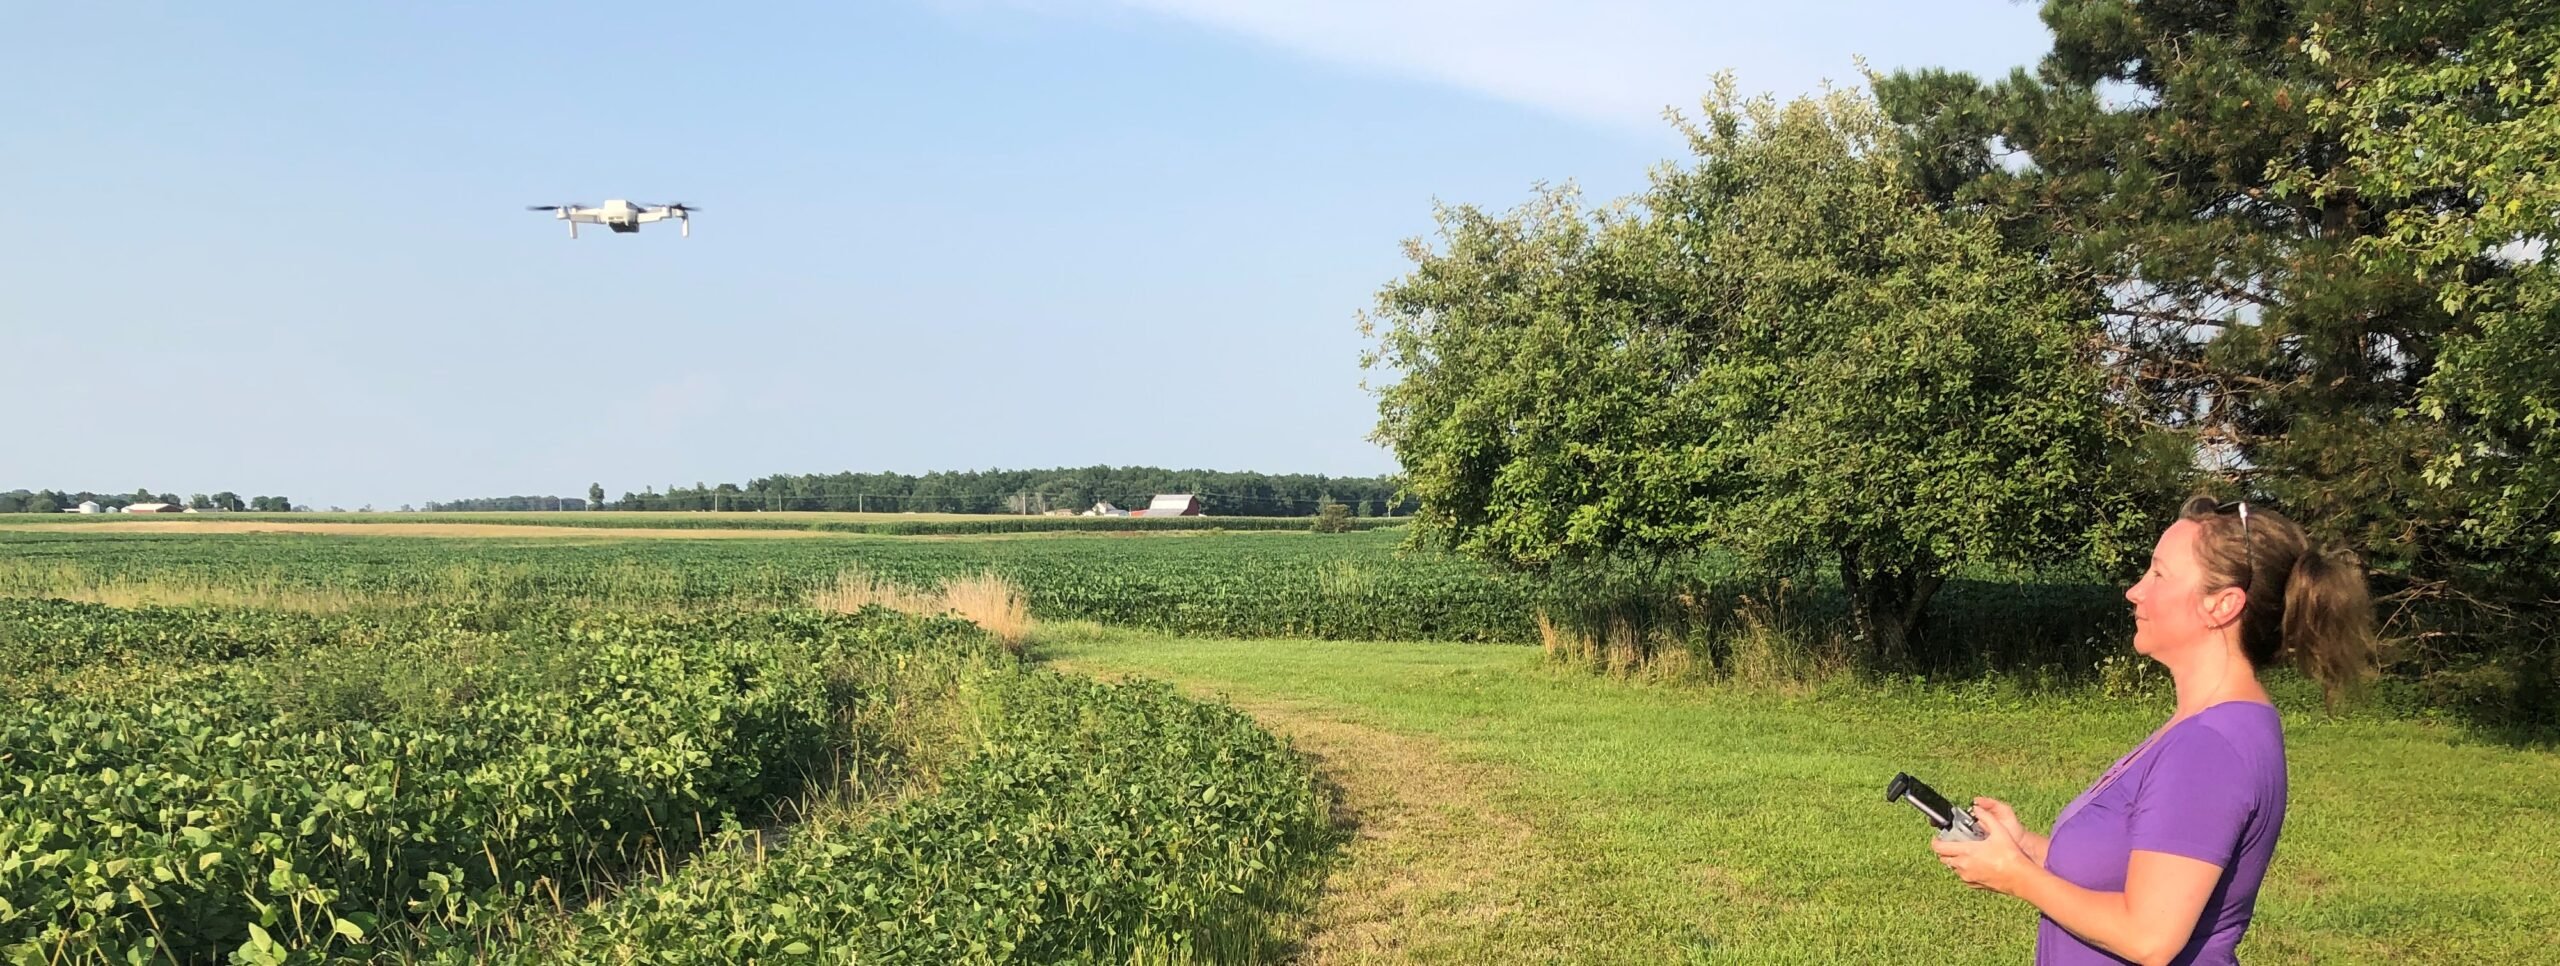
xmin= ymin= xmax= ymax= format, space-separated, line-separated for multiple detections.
xmin=2008 ymin=867 xmax=2174 ymax=966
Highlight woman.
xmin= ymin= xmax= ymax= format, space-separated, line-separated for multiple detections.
xmin=1932 ymin=497 xmax=2376 ymax=965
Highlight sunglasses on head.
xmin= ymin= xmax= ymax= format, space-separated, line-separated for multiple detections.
xmin=2217 ymin=499 xmax=2253 ymax=589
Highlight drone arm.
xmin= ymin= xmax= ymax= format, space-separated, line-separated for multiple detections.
xmin=635 ymin=207 xmax=692 ymax=237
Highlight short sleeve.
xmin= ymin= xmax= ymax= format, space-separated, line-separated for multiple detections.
xmin=2126 ymin=725 xmax=2256 ymax=867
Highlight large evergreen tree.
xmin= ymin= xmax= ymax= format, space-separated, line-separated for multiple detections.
xmin=1875 ymin=0 xmax=2546 ymax=654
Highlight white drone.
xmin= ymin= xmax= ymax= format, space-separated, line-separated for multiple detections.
xmin=524 ymin=199 xmax=698 ymax=238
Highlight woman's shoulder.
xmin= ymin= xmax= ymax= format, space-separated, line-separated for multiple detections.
xmin=2190 ymin=700 xmax=2283 ymax=739
xmin=2159 ymin=702 xmax=2286 ymax=774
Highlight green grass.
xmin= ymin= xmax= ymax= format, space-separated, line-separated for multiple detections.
xmin=1037 ymin=626 xmax=2560 ymax=964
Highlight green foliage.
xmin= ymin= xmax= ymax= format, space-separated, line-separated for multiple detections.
xmin=43 ymin=510 xmax=1408 ymax=536
xmin=1366 ymin=82 xmax=2151 ymax=666
xmin=0 ymin=592 xmax=1329 ymax=962
xmin=1876 ymin=0 xmax=2556 ymax=673
xmin=504 ymin=671 xmax=1329 ymax=963
xmin=0 ymin=529 xmax=1532 ymax=643
xmin=1310 ymin=502 xmax=1355 ymax=533
xmin=417 ymin=495 xmax=591 ymax=512
xmin=595 ymin=466 xmax=1415 ymax=516
xmin=0 ymin=604 xmax=1007 ymax=961
xmin=0 ymin=599 xmax=334 ymax=686
xmin=2290 ymin=6 xmax=2560 ymax=603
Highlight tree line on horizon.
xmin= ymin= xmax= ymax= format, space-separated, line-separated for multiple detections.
xmin=0 ymin=489 xmax=294 ymax=513
xmin=424 ymin=467 xmax=1416 ymax=518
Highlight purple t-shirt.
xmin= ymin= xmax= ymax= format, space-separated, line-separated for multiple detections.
xmin=2038 ymin=702 xmax=2287 ymax=965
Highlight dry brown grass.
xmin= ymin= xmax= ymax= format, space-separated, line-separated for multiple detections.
xmin=1536 ymin=600 xmax=1840 ymax=688
xmin=0 ymin=560 xmax=389 ymax=611
xmin=1723 ymin=594 xmax=1850 ymax=693
xmin=1536 ymin=612 xmax=1587 ymax=662
xmin=811 ymin=568 xmax=1032 ymax=653
xmin=1536 ymin=611 xmax=1666 ymax=677
xmin=937 ymin=571 xmax=1031 ymax=651
xmin=0 ymin=559 xmax=722 ymax=614
xmin=809 ymin=568 xmax=944 ymax=615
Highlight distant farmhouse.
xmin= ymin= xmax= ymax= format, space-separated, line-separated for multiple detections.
xmin=1132 ymin=494 xmax=1203 ymax=517
xmin=122 ymin=503 xmax=184 ymax=514
xmin=1080 ymin=501 xmax=1129 ymax=517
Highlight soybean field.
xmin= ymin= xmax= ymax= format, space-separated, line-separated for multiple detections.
xmin=0 ymin=527 xmax=1532 ymax=643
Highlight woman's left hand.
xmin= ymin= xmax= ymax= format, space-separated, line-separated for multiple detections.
xmin=1932 ymin=807 xmax=2035 ymax=895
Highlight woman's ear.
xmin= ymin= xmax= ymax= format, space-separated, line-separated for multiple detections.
xmin=2206 ymin=586 xmax=2248 ymax=629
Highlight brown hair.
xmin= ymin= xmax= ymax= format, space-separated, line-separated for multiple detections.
xmin=2178 ymin=495 xmax=2378 ymax=703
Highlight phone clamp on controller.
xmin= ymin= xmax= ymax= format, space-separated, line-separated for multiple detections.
xmin=1886 ymin=772 xmax=1987 ymax=842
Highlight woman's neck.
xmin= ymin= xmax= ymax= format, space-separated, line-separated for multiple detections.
xmin=2166 ymin=635 xmax=2269 ymax=722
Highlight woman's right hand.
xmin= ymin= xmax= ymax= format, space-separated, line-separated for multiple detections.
xmin=1972 ymin=797 xmax=2049 ymax=865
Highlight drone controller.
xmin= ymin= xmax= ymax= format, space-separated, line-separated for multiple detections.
xmin=1886 ymin=772 xmax=1987 ymax=842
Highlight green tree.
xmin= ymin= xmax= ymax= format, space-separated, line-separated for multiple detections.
xmin=1311 ymin=502 xmax=1354 ymax=534
xmin=589 ymin=482 xmax=605 ymax=509
xmin=1367 ymin=83 xmax=2153 ymax=667
xmin=1874 ymin=0 xmax=2533 ymax=640
xmin=2293 ymin=7 xmax=2560 ymax=607
xmin=210 ymin=492 xmax=243 ymax=512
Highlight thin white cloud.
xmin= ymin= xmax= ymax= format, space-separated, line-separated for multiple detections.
xmin=1087 ymin=1 xmax=2049 ymax=131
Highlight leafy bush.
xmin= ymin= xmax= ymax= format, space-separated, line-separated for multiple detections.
xmin=1310 ymin=503 xmax=1354 ymax=534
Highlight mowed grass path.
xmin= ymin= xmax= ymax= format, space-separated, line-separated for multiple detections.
xmin=1039 ymin=626 xmax=2560 ymax=964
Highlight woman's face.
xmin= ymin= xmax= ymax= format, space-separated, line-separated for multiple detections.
xmin=2126 ymin=519 xmax=2243 ymax=659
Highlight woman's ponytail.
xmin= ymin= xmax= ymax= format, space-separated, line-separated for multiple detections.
xmin=2283 ymin=539 xmax=2379 ymax=706
xmin=2180 ymin=496 xmax=2379 ymax=705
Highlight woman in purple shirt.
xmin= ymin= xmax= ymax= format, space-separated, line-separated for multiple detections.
xmin=1932 ymin=497 xmax=2376 ymax=965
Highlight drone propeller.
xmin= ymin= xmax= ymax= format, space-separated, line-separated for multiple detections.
xmin=526 ymin=204 xmax=582 ymax=238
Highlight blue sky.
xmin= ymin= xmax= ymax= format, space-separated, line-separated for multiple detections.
xmin=2 ymin=2 xmax=2052 ymax=508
